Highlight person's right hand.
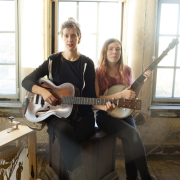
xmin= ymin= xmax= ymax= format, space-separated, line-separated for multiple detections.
xmin=41 ymin=89 xmax=58 ymax=106
xmin=120 ymin=86 xmax=136 ymax=99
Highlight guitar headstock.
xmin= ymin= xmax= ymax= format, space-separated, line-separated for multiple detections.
xmin=169 ymin=38 xmax=179 ymax=49
xmin=117 ymin=98 xmax=141 ymax=110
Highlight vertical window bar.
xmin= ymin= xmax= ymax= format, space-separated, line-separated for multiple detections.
xmin=172 ymin=3 xmax=180 ymax=98
xmin=96 ymin=2 xmax=99 ymax=62
xmin=77 ymin=2 xmax=79 ymax=22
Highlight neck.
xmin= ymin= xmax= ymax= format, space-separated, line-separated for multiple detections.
xmin=107 ymin=62 xmax=118 ymax=72
xmin=62 ymin=49 xmax=79 ymax=61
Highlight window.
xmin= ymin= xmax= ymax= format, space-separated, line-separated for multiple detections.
xmin=0 ymin=0 xmax=19 ymax=99
xmin=56 ymin=1 xmax=122 ymax=67
xmin=153 ymin=0 xmax=180 ymax=103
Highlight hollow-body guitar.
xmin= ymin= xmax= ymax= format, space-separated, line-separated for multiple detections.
xmin=24 ymin=78 xmax=141 ymax=123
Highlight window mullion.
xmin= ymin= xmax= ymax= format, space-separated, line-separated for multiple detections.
xmin=96 ymin=2 xmax=99 ymax=64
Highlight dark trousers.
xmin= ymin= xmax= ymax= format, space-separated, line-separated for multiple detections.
xmin=54 ymin=120 xmax=82 ymax=172
xmin=51 ymin=112 xmax=95 ymax=172
xmin=96 ymin=110 xmax=151 ymax=180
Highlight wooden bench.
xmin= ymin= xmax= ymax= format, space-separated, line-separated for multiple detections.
xmin=49 ymin=129 xmax=119 ymax=180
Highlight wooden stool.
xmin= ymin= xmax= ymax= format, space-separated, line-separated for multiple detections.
xmin=49 ymin=129 xmax=119 ymax=180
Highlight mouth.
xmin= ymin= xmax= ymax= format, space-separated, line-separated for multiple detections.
xmin=68 ymin=44 xmax=73 ymax=47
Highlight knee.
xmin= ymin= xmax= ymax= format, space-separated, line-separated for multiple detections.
xmin=54 ymin=121 xmax=73 ymax=138
xmin=130 ymin=129 xmax=141 ymax=143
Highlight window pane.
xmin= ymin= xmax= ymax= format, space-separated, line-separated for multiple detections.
xmin=99 ymin=2 xmax=120 ymax=38
xmin=0 ymin=1 xmax=15 ymax=31
xmin=155 ymin=68 xmax=173 ymax=97
xmin=79 ymin=35 xmax=97 ymax=62
xmin=58 ymin=2 xmax=77 ymax=32
xmin=174 ymin=69 xmax=180 ymax=97
xmin=160 ymin=4 xmax=178 ymax=34
xmin=0 ymin=65 xmax=16 ymax=95
xmin=176 ymin=43 xmax=180 ymax=66
xmin=79 ymin=2 xmax=97 ymax=34
xmin=158 ymin=36 xmax=176 ymax=66
xmin=78 ymin=2 xmax=97 ymax=63
xmin=0 ymin=33 xmax=15 ymax=63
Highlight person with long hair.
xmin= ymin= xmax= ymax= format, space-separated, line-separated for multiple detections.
xmin=22 ymin=18 xmax=113 ymax=180
xmin=95 ymin=38 xmax=154 ymax=180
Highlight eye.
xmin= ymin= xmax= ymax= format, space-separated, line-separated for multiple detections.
xmin=116 ymin=48 xmax=121 ymax=51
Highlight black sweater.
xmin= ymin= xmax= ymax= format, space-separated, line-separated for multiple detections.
xmin=22 ymin=52 xmax=97 ymax=115
xmin=22 ymin=52 xmax=97 ymax=142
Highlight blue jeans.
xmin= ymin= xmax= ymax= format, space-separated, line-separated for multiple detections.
xmin=96 ymin=110 xmax=152 ymax=180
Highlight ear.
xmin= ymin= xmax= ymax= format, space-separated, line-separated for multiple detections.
xmin=78 ymin=36 xmax=82 ymax=44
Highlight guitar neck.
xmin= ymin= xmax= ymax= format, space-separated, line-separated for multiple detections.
xmin=131 ymin=46 xmax=171 ymax=91
xmin=62 ymin=96 xmax=118 ymax=106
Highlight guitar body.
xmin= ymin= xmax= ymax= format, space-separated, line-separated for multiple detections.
xmin=25 ymin=78 xmax=80 ymax=123
xmin=104 ymin=84 xmax=134 ymax=118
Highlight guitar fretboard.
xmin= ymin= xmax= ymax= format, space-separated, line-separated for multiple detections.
xmin=131 ymin=46 xmax=172 ymax=91
xmin=62 ymin=96 xmax=118 ymax=105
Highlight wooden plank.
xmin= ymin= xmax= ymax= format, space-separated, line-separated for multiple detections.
xmin=29 ymin=131 xmax=37 ymax=180
xmin=148 ymin=157 xmax=165 ymax=180
xmin=164 ymin=160 xmax=180 ymax=180
xmin=157 ymin=160 xmax=177 ymax=180
xmin=147 ymin=162 xmax=158 ymax=180
xmin=0 ymin=125 xmax=33 ymax=147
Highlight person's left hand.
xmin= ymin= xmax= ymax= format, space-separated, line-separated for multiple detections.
xmin=104 ymin=98 xmax=116 ymax=112
xmin=143 ymin=68 xmax=152 ymax=82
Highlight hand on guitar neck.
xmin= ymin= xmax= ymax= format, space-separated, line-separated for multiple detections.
xmin=134 ymin=69 xmax=152 ymax=97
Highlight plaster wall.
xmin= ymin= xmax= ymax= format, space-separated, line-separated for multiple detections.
xmin=119 ymin=0 xmax=180 ymax=150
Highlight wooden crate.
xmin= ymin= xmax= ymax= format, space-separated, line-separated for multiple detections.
xmin=49 ymin=130 xmax=119 ymax=180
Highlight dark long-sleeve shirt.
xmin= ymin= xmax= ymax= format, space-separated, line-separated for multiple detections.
xmin=22 ymin=52 xmax=96 ymax=142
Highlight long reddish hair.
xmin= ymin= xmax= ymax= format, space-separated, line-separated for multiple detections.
xmin=97 ymin=38 xmax=130 ymax=93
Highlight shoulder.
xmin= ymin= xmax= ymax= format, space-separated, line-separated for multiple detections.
xmin=80 ymin=54 xmax=94 ymax=64
xmin=80 ymin=54 xmax=95 ymax=68
xmin=124 ymin=65 xmax=132 ymax=75
xmin=48 ymin=52 xmax=61 ymax=61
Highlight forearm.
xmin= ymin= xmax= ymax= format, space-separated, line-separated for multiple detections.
xmin=31 ymin=85 xmax=47 ymax=96
xmin=92 ymin=105 xmax=106 ymax=110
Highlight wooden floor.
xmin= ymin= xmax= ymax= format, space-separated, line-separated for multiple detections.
xmin=116 ymin=154 xmax=180 ymax=180
xmin=37 ymin=154 xmax=180 ymax=180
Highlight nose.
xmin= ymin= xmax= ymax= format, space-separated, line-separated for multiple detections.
xmin=112 ymin=49 xmax=116 ymax=54
xmin=67 ymin=36 xmax=72 ymax=42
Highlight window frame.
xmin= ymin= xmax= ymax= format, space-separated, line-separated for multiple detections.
xmin=52 ymin=0 xmax=123 ymax=66
xmin=0 ymin=0 xmax=19 ymax=100
xmin=152 ymin=0 xmax=180 ymax=103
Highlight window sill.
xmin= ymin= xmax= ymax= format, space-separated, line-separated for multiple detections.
xmin=0 ymin=101 xmax=22 ymax=117
xmin=150 ymin=104 xmax=180 ymax=118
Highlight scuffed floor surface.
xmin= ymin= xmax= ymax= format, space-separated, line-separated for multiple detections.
xmin=37 ymin=154 xmax=180 ymax=180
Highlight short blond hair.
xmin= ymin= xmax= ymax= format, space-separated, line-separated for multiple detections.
xmin=60 ymin=17 xmax=81 ymax=37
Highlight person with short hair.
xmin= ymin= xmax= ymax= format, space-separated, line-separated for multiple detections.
xmin=22 ymin=18 xmax=113 ymax=180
